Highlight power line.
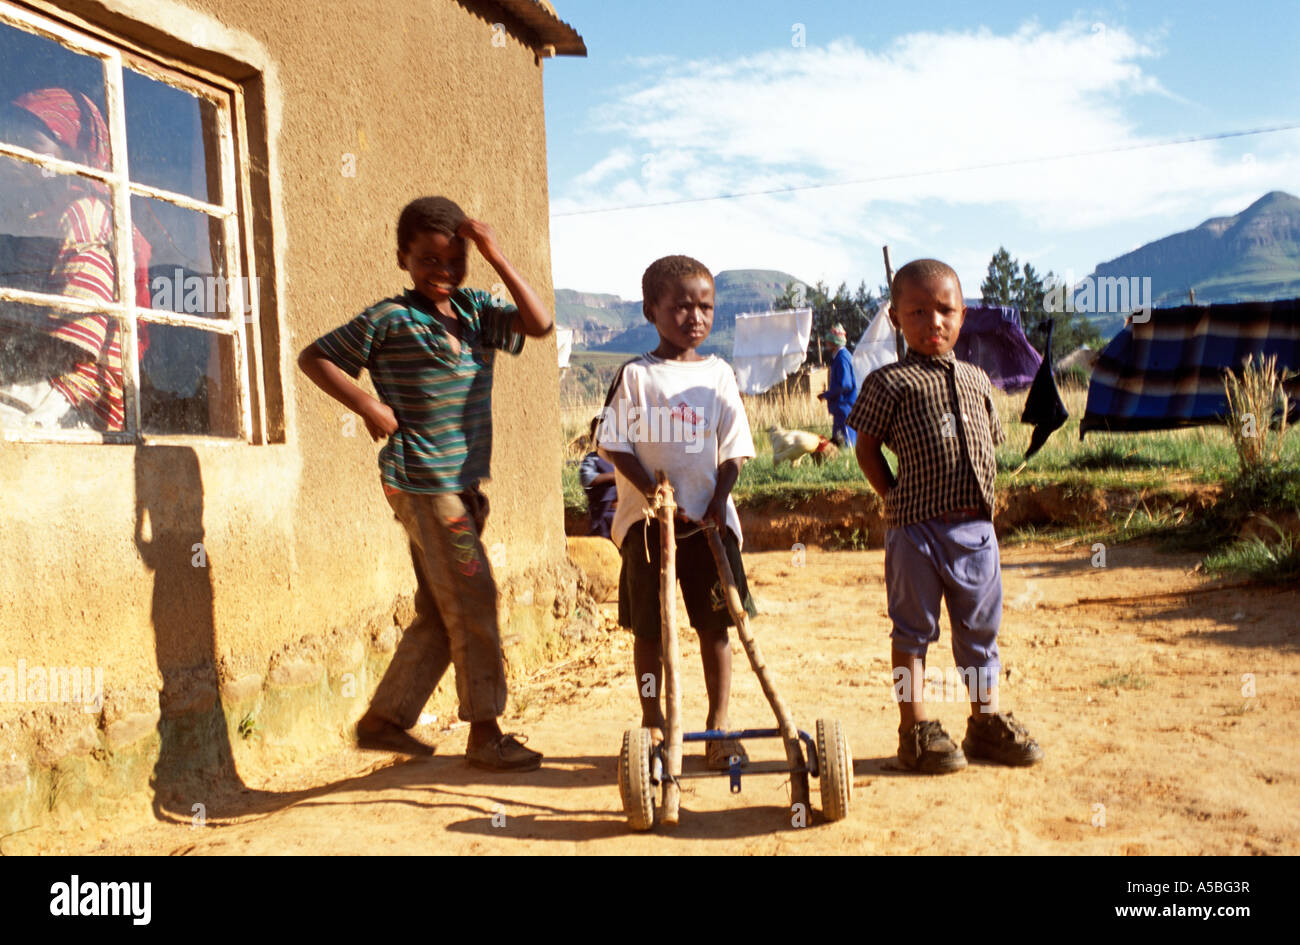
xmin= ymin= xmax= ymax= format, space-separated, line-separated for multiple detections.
xmin=551 ymin=122 xmax=1300 ymax=218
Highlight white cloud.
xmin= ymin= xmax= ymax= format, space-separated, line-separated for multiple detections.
xmin=550 ymin=19 xmax=1300 ymax=299
xmin=571 ymin=150 xmax=636 ymax=188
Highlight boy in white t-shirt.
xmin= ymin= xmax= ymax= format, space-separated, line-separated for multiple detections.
xmin=597 ymin=255 xmax=757 ymax=770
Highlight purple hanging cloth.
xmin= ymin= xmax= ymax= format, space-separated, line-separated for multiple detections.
xmin=953 ymin=305 xmax=1043 ymax=391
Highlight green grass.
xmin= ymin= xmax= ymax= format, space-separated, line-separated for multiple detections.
xmin=1203 ymin=533 xmax=1300 ymax=585
xmin=562 ymin=463 xmax=585 ymax=514
xmin=1097 ymin=670 xmax=1152 ymax=690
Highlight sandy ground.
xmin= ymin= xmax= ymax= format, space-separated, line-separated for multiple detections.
xmin=80 ymin=542 xmax=1298 ymax=855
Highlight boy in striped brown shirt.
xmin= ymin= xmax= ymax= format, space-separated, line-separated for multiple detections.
xmin=848 ymin=259 xmax=1043 ymax=774
xmin=299 ymin=196 xmax=552 ymax=770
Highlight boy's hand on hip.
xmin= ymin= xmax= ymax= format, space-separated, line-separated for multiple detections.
xmin=457 ymin=219 xmax=500 ymax=259
xmin=360 ymin=400 xmax=398 ymax=440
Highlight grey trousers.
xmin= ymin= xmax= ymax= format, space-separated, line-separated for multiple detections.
xmin=367 ymin=486 xmax=508 ymax=725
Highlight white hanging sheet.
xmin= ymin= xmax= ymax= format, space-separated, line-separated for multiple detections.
xmin=731 ymin=307 xmax=813 ymax=394
xmin=556 ymin=327 xmax=573 ymax=370
xmin=852 ymin=302 xmax=897 ymax=380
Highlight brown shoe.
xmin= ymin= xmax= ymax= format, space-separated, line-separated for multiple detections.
xmin=963 ymin=712 xmax=1044 ymax=766
xmin=898 ymin=720 xmax=967 ymax=774
xmin=356 ymin=720 xmax=436 ymax=756
xmin=466 ymin=733 xmax=543 ymax=771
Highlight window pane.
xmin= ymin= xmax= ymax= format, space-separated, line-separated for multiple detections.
xmin=0 ymin=151 xmax=121 ymax=301
xmin=136 ymin=195 xmax=234 ymax=319
xmin=0 ymin=21 xmax=112 ymax=169
xmin=140 ymin=322 xmax=238 ymax=435
xmin=0 ymin=300 xmax=126 ymax=433
xmin=124 ymin=67 xmax=220 ymax=205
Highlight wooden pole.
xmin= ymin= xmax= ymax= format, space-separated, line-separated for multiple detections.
xmin=654 ymin=472 xmax=683 ymax=825
xmin=703 ymin=526 xmax=804 ymax=784
xmin=882 ymin=245 xmax=903 ymax=360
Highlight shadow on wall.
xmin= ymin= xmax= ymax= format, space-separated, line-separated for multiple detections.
xmin=130 ymin=447 xmax=361 ymax=824
xmin=133 ymin=445 xmax=243 ymax=820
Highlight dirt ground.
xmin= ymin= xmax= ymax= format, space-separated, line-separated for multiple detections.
xmin=75 ymin=542 xmax=1298 ymax=855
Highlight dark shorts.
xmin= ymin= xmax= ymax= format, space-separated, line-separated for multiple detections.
xmin=618 ymin=520 xmax=758 ymax=641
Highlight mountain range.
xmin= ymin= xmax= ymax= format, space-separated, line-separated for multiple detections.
xmin=555 ymin=191 xmax=1300 ymax=352
xmin=556 ymin=269 xmax=803 ymax=357
xmin=1085 ymin=190 xmax=1300 ymax=336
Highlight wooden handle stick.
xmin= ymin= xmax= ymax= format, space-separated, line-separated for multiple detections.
xmin=703 ymin=525 xmax=805 ymax=780
xmin=654 ymin=472 xmax=683 ymax=825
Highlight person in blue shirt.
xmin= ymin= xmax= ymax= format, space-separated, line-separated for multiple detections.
xmin=579 ymin=415 xmax=617 ymax=538
xmin=818 ymin=323 xmax=859 ymax=447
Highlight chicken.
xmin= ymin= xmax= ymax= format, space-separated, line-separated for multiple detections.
xmin=767 ymin=425 xmax=840 ymax=466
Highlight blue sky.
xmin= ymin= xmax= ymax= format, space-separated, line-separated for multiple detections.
xmin=541 ymin=0 xmax=1300 ymax=301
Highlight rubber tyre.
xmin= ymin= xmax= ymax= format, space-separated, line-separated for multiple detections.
xmin=619 ymin=728 xmax=656 ymax=831
xmin=816 ymin=718 xmax=852 ymax=822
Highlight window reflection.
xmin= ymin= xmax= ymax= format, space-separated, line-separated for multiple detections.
xmin=0 ymin=301 xmax=122 ymax=431
xmin=141 ymin=323 xmax=238 ymax=436
xmin=0 ymin=16 xmax=251 ymax=440
xmin=0 ymin=21 xmax=108 ymax=162
xmin=137 ymin=194 xmax=229 ymax=319
xmin=125 ymin=67 xmax=221 ymax=205
xmin=0 ymin=85 xmax=144 ymax=434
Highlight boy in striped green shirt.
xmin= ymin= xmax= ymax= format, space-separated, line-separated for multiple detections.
xmin=299 ymin=196 xmax=552 ymax=770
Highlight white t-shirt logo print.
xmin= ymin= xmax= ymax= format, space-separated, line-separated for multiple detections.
xmin=671 ymin=401 xmax=709 ymax=433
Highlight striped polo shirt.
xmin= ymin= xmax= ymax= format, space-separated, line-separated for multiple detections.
xmin=847 ymin=349 xmax=1004 ymax=528
xmin=313 ymin=287 xmax=523 ymax=494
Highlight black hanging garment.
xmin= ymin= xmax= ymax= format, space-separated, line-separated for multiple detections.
xmin=1020 ymin=319 xmax=1069 ymax=459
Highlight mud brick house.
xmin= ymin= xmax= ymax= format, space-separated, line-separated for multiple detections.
xmin=0 ymin=0 xmax=584 ymax=843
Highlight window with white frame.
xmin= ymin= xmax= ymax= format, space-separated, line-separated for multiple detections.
xmin=0 ymin=3 xmax=270 ymax=442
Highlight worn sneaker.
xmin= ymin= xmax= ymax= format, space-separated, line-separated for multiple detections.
xmin=356 ymin=720 xmax=436 ymax=756
xmin=963 ymin=712 xmax=1044 ymax=766
xmin=466 ymin=733 xmax=543 ymax=771
xmin=898 ymin=720 xmax=967 ymax=774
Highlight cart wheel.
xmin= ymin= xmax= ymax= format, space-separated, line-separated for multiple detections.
xmin=619 ymin=728 xmax=656 ymax=831
xmin=816 ymin=718 xmax=853 ymax=822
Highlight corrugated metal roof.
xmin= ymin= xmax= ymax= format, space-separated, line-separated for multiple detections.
xmin=488 ymin=0 xmax=587 ymax=57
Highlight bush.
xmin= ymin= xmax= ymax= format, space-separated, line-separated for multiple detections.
xmin=1222 ymin=354 xmax=1294 ymax=473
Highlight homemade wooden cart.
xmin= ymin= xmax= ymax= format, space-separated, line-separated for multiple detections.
xmin=618 ymin=475 xmax=853 ymax=829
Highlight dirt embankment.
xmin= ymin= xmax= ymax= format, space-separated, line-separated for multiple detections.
xmin=568 ymin=483 xmax=1224 ymax=551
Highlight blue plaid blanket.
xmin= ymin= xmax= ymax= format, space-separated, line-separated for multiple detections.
xmin=1081 ymin=298 xmax=1300 ymax=436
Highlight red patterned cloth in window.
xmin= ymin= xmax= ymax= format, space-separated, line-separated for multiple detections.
xmin=10 ymin=87 xmax=152 ymax=431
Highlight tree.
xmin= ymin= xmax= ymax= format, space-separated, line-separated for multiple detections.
xmin=1036 ymin=273 xmax=1102 ymax=361
xmin=981 ymin=249 xmax=1102 ymax=363
xmin=981 ymin=247 xmax=1022 ymax=307
xmin=774 ymin=280 xmax=808 ymax=311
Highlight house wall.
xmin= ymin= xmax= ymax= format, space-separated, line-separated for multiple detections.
xmin=0 ymin=0 xmax=573 ymax=844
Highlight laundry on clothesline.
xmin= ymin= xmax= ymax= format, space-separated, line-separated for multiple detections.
xmin=732 ymin=307 xmax=814 ymax=395
xmin=1080 ymin=298 xmax=1300 ymax=437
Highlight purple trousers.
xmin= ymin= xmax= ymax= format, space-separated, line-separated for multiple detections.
xmin=884 ymin=515 xmax=1002 ymax=692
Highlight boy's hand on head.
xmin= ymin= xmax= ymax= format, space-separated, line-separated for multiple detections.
xmin=458 ymin=219 xmax=551 ymax=336
xmin=456 ymin=219 xmax=499 ymax=258
xmin=360 ymin=399 xmax=398 ymax=441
